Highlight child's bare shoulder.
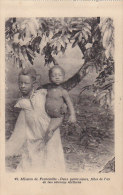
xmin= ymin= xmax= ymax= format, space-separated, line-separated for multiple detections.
xmin=62 ymin=88 xmax=69 ymax=97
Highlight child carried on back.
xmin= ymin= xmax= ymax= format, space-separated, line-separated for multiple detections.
xmin=44 ymin=65 xmax=76 ymax=143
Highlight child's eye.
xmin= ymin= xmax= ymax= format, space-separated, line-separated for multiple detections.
xmin=19 ymin=82 xmax=30 ymax=85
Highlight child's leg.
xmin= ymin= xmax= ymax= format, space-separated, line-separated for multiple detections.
xmin=44 ymin=117 xmax=63 ymax=143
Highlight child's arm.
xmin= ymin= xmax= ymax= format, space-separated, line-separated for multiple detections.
xmin=37 ymin=83 xmax=52 ymax=90
xmin=62 ymin=89 xmax=76 ymax=123
xmin=44 ymin=117 xmax=63 ymax=143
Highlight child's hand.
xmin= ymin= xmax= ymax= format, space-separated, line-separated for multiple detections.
xmin=60 ymin=103 xmax=67 ymax=115
xmin=44 ymin=130 xmax=54 ymax=144
xmin=68 ymin=114 xmax=76 ymax=123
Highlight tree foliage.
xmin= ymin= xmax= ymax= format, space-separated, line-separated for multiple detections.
xmin=5 ymin=17 xmax=114 ymax=108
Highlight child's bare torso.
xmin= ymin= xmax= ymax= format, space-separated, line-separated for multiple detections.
xmin=45 ymin=86 xmax=64 ymax=118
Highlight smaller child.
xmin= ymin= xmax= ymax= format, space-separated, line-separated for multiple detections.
xmin=44 ymin=65 xmax=76 ymax=143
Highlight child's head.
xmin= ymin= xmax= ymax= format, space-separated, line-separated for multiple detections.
xmin=49 ymin=66 xmax=65 ymax=85
xmin=18 ymin=67 xmax=36 ymax=96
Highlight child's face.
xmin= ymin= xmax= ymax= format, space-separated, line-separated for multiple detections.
xmin=19 ymin=75 xmax=33 ymax=96
xmin=50 ymin=68 xmax=64 ymax=85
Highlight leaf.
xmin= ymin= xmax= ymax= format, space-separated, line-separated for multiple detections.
xmin=22 ymin=51 xmax=28 ymax=61
xmin=78 ymin=33 xmax=83 ymax=43
xmin=83 ymin=22 xmax=91 ymax=30
xmin=6 ymin=43 xmax=12 ymax=53
xmin=26 ymin=52 xmax=34 ymax=65
xmin=19 ymin=38 xmax=31 ymax=46
xmin=31 ymin=18 xmax=39 ymax=30
xmin=58 ymin=39 xmax=66 ymax=48
xmin=57 ymin=42 xmax=61 ymax=52
xmin=71 ymin=31 xmax=81 ymax=40
xmin=105 ymin=43 xmax=113 ymax=59
xmin=61 ymin=46 xmax=66 ymax=54
xmin=26 ymin=47 xmax=35 ymax=58
xmin=67 ymin=27 xmax=73 ymax=33
xmin=85 ymin=43 xmax=92 ymax=49
xmin=13 ymin=33 xmax=20 ymax=43
xmin=62 ymin=36 xmax=69 ymax=44
xmin=100 ymin=18 xmax=113 ymax=36
xmin=72 ymin=40 xmax=78 ymax=48
xmin=103 ymin=28 xmax=112 ymax=48
xmin=26 ymin=22 xmax=37 ymax=37
xmin=82 ymin=30 xmax=88 ymax=41
xmin=19 ymin=59 xmax=23 ymax=68
xmin=83 ymin=26 xmax=91 ymax=36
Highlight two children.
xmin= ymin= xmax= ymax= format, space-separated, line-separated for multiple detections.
xmin=6 ymin=67 xmax=67 ymax=171
xmin=18 ymin=65 xmax=76 ymax=144
xmin=6 ymin=65 xmax=76 ymax=171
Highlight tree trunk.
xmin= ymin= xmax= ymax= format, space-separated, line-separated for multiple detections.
xmin=63 ymin=60 xmax=94 ymax=91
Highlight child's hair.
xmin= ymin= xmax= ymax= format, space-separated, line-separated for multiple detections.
xmin=18 ymin=67 xmax=37 ymax=82
xmin=49 ymin=65 xmax=65 ymax=79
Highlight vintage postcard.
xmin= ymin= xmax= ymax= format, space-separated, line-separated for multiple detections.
xmin=0 ymin=0 xmax=123 ymax=195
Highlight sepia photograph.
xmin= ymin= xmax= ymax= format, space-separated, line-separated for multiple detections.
xmin=5 ymin=17 xmax=115 ymax=173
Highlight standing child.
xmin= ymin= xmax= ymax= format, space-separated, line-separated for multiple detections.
xmin=44 ymin=65 xmax=76 ymax=143
xmin=6 ymin=67 xmax=65 ymax=171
